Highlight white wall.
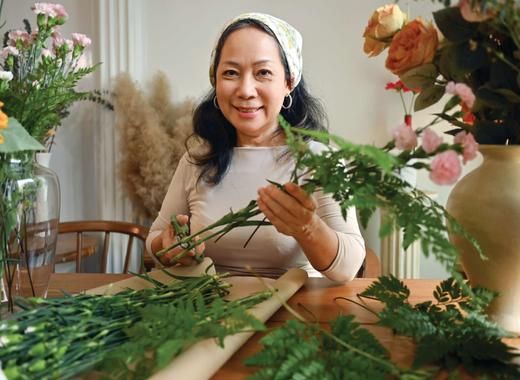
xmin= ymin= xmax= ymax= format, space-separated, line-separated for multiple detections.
xmin=5 ymin=0 xmax=476 ymax=278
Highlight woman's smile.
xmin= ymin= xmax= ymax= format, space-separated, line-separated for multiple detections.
xmin=234 ymin=105 xmax=262 ymax=118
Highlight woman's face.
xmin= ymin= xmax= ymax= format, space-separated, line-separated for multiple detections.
xmin=215 ymin=26 xmax=290 ymax=147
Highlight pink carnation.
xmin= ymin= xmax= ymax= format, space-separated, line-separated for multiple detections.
xmin=41 ymin=48 xmax=53 ymax=58
xmin=71 ymin=33 xmax=91 ymax=48
xmin=421 ymin=128 xmax=442 ymax=154
xmin=32 ymin=3 xmax=56 ymax=16
xmin=52 ymin=32 xmax=72 ymax=52
xmin=32 ymin=3 xmax=68 ymax=20
xmin=429 ymin=151 xmax=462 ymax=185
xmin=454 ymin=131 xmax=479 ymax=163
xmin=53 ymin=4 xmax=68 ymax=19
xmin=445 ymin=81 xmax=476 ymax=109
xmin=393 ymin=123 xmax=418 ymax=150
xmin=7 ymin=30 xmax=31 ymax=47
xmin=0 ymin=46 xmax=19 ymax=59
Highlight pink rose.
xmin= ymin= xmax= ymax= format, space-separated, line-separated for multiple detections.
xmin=429 ymin=151 xmax=462 ymax=185
xmin=421 ymin=128 xmax=442 ymax=154
xmin=393 ymin=123 xmax=418 ymax=150
xmin=445 ymin=81 xmax=475 ymax=109
xmin=454 ymin=131 xmax=479 ymax=163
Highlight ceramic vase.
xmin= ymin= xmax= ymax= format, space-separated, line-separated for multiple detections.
xmin=446 ymin=145 xmax=520 ymax=333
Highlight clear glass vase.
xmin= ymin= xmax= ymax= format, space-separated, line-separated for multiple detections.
xmin=1 ymin=153 xmax=60 ymax=311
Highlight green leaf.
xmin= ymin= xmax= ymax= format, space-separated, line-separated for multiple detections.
xmin=475 ymin=86 xmax=518 ymax=110
xmin=414 ymin=85 xmax=445 ymax=111
xmin=492 ymin=88 xmax=520 ymax=103
xmin=442 ymin=95 xmax=462 ymax=113
xmin=399 ymin=64 xmax=438 ymax=90
xmin=0 ymin=118 xmax=45 ymax=153
xmin=433 ymin=112 xmax=472 ymax=130
xmin=359 ymin=275 xmax=410 ymax=307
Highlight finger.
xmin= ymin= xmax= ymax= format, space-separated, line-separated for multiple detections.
xmin=257 ymin=196 xmax=290 ymax=235
xmin=164 ymin=249 xmax=195 ymax=266
xmin=194 ymin=237 xmax=205 ymax=255
xmin=176 ymin=214 xmax=189 ymax=225
xmin=283 ymin=182 xmax=316 ymax=211
xmin=258 ymin=186 xmax=299 ymax=222
xmin=167 ymin=224 xmax=175 ymax=240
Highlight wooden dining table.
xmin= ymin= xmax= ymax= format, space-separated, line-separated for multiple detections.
xmin=48 ymin=273 xmax=520 ymax=379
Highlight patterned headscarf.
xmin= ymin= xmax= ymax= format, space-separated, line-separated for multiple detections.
xmin=209 ymin=13 xmax=303 ymax=89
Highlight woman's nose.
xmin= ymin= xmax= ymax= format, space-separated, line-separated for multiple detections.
xmin=236 ymin=75 xmax=257 ymax=98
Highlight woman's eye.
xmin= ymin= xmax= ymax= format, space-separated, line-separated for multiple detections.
xmin=222 ymin=70 xmax=238 ymax=77
xmin=257 ymin=69 xmax=272 ymax=78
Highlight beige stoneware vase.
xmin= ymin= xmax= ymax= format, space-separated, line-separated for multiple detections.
xmin=447 ymin=145 xmax=520 ymax=334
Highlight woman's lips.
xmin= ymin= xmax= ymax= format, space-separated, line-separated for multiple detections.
xmin=234 ymin=106 xmax=262 ymax=118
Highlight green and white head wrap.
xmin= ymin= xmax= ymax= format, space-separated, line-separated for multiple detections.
xmin=209 ymin=12 xmax=303 ymax=90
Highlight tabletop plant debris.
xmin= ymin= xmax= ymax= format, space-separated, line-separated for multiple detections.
xmin=0 ymin=269 xmax=271 ymax=379
xmin=246 ymin=276 xmax=520 ymax=379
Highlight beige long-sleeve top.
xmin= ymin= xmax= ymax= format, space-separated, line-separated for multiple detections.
xmin=146 ymin=141 xmax=366 ymax=282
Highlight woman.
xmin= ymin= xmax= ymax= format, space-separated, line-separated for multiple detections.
xmin=146 ymin=13 xmax=365 ymax=282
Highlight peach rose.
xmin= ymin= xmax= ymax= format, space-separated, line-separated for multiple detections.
xmin=459 ymin=0 xmax=494 ymax=22
xmin=363 ymin=4 xmax=407 ymax=57
xmin=385 ymin=18 xmax=439 ymax=75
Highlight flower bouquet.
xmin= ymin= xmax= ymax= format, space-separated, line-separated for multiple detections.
xmin=0 ymin=2 xmax=101 ymax=150
xmin=363 ymin=0 xmax=520 ymax=333
xmin=363 ymin=0 xmax=519 ymax=144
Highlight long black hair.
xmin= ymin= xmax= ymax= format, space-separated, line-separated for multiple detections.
xmin=188 ymin=18 xmax=327 ymax=185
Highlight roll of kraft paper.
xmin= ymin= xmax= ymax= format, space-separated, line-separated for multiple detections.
xmin=150 ymin=267 xmax=308 ymax=380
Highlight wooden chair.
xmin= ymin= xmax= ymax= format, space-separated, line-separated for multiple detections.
xmin=357 ymin=248 xmax=381 ymax=278
xmin=57 ymin=220 xmax=154 ymax=273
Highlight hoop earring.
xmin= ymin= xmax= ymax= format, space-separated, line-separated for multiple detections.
xmin=213 ymin=96 xmax=220 ymax=109
xmin=282 ymin=94 xmax=293 ymax=110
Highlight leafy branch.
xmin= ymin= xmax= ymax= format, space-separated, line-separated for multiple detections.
xmin=157 ymin=115 xmax=481 ymax=281
xmin=246 ymin=276 xmax=520 ymax=379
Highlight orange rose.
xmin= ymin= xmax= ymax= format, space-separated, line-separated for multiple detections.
xmin=385 ymin=18 xmax=438 ymax=76
xmin=363 ymin=4 xmax=407 ymax=57
xmin=0 ymin=101 xmax=7 ymax=130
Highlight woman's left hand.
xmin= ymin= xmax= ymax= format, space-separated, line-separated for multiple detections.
xmin=257 ymin=182 xmax=319 ymax=240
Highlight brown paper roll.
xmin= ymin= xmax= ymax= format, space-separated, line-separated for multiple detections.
xmin=150 ymin=267 xmax=308 ymax=380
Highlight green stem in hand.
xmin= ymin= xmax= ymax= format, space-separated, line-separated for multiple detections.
xmin=155 ymin=200 xmax=266 ymax=264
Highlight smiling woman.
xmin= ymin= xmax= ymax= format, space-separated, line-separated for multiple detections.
xmin=146 ymin=12 xmax=366 ymax=282
xmin=214 ymin=27 xmax=290 ymax=147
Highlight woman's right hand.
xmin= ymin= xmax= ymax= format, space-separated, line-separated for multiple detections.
xmin=156 ymin=214 xmax=205 ymax=266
